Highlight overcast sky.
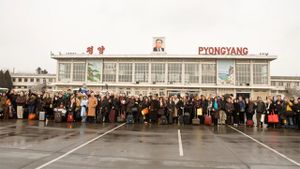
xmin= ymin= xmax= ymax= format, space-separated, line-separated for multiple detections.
xmin=0 ymin=0 xmax=299 ymax=75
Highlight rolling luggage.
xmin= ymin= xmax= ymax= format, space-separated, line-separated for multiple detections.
xmin=192 ymin=118 xmax=200 ymax=125
xmin=54 ymin=111 xmax=62 ymax=123
xmin=28 ymin=113 xmax=37 ymax=120
xmin=246 ymin=119 xmax=254 ymax=127
xmin=39 ymin=111 xmax=45 ymax=121
xmin=159 ymin=115 xmax=168 ymax=125
xmin=127 ymin=114 xmax=134 ymax=124
xmin=17 ymin=106 xmax=23 ymax=119
xmin=178 ymin=115 xmax=184 ymax=125
xmin=96 ymin=111 xmax=103 ymax=123
xmin=117 ymin=112 xmax=126 ymax=123
xmin=109 ymin=109 xmax=116 ymax=123
xmin=204 ymin=111 xmax=212 ymax=126
xmin=183 ymin=112 xmax=191 ymax=124
xmin=67 ymin=113 xmax=74 ymax=122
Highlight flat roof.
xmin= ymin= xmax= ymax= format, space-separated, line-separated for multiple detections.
xmin=51 ymin=53 xmax=277 ymax=60
xmin=271 ymin=76 xmax=300 ymax=80
xmin=11 ymin=73 xmax=56 ymax=77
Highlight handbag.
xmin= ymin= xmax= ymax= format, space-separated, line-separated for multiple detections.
xmin=268 ymin=112 xmax=279 ymax=123
xmin=28 ymin=113 xmax=37 ymax=120
xmin=141 ymin=108 xmax=149 ymax=115
xmin=260 ymin=114 xmax=265 ymax=123
xmin=197 ymin=108 xmax=203 ymax=116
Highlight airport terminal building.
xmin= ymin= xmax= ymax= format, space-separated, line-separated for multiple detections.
xmin=52 ymin=47 xmax=277 ymax=99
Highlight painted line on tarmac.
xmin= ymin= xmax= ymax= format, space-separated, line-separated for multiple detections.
xmin=229 ymin=126 xmax=300 ymax=167
xmin=178 ymin=129 xmax=184 ymax=157
xmin=35 ymin=123 xmax=126 ymax=169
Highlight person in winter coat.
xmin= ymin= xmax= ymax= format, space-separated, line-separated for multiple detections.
xmin=166 ymin=97 xmax=175 ymax=124
xmin=225 ymin=97 xmax=234 ymax=125
xmin=245 ymin=98 xmax=255 ymax=121
xmin=238 ymin=96 xmax=246 ymax=124
xmin=141 ymin=97 xmax=150 ymax=123
xmin=255 ymin=96 xmax=266 ymax=128
xmin=219 ymin=96 xmax=227 ymax=125
xmin=80 ymin=95 xmax=88 ymax=122
xmin=283 ymin=97 xmax=295 ymax=127
xmin=87 ymin=93 xmax=98 ymax=122
xmin=15 ymin=92 xmax=26 ymax=118
xmin=294 ymin=98 xmax=300 ymax=130
xmin=212 ymin=97 xmax=220 ymax=126
xmin=150 ymin=95 xmax=160 ymax=123
xmin=233 ymin=99 xmax=240 ymax=126
xmin=0 ymin=93 xmax=9 ymax=119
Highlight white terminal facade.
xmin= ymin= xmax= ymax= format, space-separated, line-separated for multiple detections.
xmin=52 ymin=53 xmax=277 ymax=99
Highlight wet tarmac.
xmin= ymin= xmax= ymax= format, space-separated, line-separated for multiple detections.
xmin=0 ymin=120 xmax=299 ymax=169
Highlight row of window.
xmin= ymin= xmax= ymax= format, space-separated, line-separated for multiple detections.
xmin=12 ymin=77 xmax=56 ymax=83
xmin=13 ymin=86 xmax=53 ymax=89
xmin=59 ymin=62 xmax=269 ymax=85
xmin=271 ymin=81 xmax=300 ymax=88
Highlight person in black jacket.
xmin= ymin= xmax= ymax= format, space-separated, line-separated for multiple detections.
xmin=294 ymin=98 xmax=300 ymax=130
xmin=225 ymin=97 xmax=234 ymax=125
xmin=233 ymin=99 xmax=240 ymax=126
xmin=150 ymin=95 xmax=160 ymax=123
xmin=256 ymin=97 xmax=266 ymax=128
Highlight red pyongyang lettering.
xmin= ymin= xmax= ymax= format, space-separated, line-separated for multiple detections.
xmin=198 ymin=47 xmax=248 ymax=55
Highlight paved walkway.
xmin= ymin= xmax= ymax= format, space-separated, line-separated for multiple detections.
xmin=0 ymin=120 xmax=299 ymax=169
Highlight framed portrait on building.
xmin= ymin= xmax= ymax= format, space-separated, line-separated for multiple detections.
xmin=152 ymin=37 xmax=165 ymax=52
xmin=87 ymin=59 xmax=103 ymax=83
xmin=217 ymin=60 xmax=235 ymax=85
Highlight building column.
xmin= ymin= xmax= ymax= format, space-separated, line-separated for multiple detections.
xmin=148 ymin=62 xmax=151 ymax=83
xmin=165 ymin=62 xmax=168 ymax=85
xmin=132 ymin=62 xmax=135 ymax=83
xmin=116 ymin=61 xmax=119 ymax=83
xmin=250 ymin=60 xmax=253 ymax=86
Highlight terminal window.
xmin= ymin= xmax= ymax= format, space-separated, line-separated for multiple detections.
xmin=73 ymin=63 xmax=86 ymax=82
xmin=119 ymin=63 xmax=132 ymax=82
xmin=58 ymin=63 xmax=71 ymax=82
xmin=236 ymin=64 xmax=250 ymax=85
xmin=253 ymin=64 xmax=268 ymax=84
xmin=168 ymin=63 xmax=182 ymax=83
xmin=103 ymin=63 xmax=116 ymax=82
xmin=151 ymin=63 xmax=165 ymax=83
xmin=135 ymin=63 xmax=149 ymax=83
xmin=201 ymin=64 xmax=216 ymax=84
xmin=185 ymin=63 xmax=199 ymax=84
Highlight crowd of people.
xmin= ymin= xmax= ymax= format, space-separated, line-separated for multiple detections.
xmin=0 ymin=89 xmax=300 ymax=130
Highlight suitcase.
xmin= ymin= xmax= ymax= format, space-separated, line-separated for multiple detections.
xmin=96 ymin=112 xmax=103 ymax=123
xmin=192 ymin=118 xmax=200 ymax=125
xmin=39 ymin=112 xmax=45 ymax=121
xmin=28 ymin=113 xmax=37 ymax=120
xmin=246 ymin=119 xmax=254 ymax=127
xmin=204 ymin=115 xmax=212 ymax=126
xmin=159 ymin=115 xmax=168 ymax=125
xmin=17 ymin=106 xmax=23 ymax=119
xmin=67 ymin=113 xmax=74 ymax=122
xmin=178 ymin=115 xmax=184 ymax=125
xmin=54 ymin=111 xmax=62 ymax=123
xmin=109 ymin=109 xmax=116 ymax=123
xmin=127 ymin=114 xmax=134 ymax=124
xmin=117 ymin=112 xmax=125 ymax=122
xmin=183 ymin=112 xmax=191 ymax=124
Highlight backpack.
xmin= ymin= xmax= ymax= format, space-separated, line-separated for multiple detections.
xmin=213 ymin=102 xmax=218 ymax=111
